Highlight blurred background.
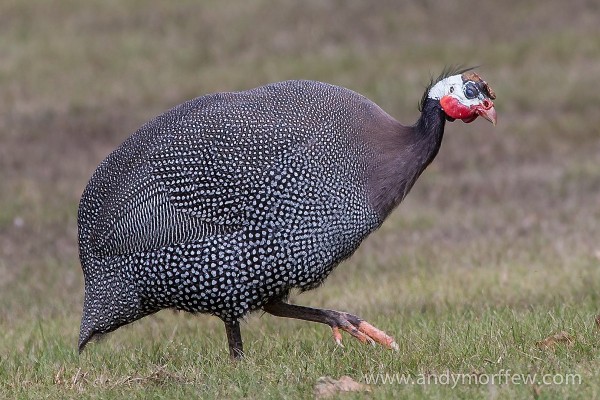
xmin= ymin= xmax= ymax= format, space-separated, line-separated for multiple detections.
xmin=1 ymin=0 xmax=599 ymax=366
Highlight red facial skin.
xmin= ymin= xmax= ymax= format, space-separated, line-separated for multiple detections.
xmin=440 ymin=95 xmax=497 ymax=125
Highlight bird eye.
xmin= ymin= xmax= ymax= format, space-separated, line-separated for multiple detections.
xmin=464 ymin=82 xmax=479 ymax=99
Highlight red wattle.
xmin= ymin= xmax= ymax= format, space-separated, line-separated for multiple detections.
xmin=440 ymin=95 xmax=477 ymax=123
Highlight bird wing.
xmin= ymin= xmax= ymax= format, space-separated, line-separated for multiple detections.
xmin=83 ymin=89 xmax=315 ymax=257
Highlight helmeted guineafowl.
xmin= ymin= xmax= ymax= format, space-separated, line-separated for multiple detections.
xmin=78 ymin=67 xmax=496 ymax=358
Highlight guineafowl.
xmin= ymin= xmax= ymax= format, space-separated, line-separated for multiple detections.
xmin=78 ymin=67 xmax=496 ymax=358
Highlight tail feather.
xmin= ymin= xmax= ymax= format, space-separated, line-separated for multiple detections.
xmin=78 ymin=293 xmax=97 ymax=353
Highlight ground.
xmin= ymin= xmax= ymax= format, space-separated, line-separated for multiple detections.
xmin=1 ymin=0 xmax=599 ymax=398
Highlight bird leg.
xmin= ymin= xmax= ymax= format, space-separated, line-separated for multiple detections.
xmin=262 ymin=300 xmax=399 ymax=351
xmin=224 ymin=319 xmax=244 ymax=360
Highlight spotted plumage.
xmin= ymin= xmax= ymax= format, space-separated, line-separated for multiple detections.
xmin=78 ymin=71 xmax=497 ymax=358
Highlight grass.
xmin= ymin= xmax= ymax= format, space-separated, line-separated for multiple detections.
xmin=1 ymin=0 xmax=599 ymax=398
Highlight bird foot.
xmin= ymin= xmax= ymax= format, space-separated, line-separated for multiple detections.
xmin=261 ymin=301 xmax=399 ymax=352
xmin=331 ymin=313 xmax=399 ymax=351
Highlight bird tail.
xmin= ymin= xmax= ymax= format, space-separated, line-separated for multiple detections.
xmin=78 ymin=284 xmax=99 ymax=353
xmin=77 ymin=259 xmax=148 ymax=353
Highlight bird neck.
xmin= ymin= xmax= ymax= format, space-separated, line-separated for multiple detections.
xmin=412 ymin=98 xmax=447 ymax=164
xmin=368 ymin=98 xmax=446 ymax=220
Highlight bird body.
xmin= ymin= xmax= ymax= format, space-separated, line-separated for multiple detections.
xmin=78 ymin=70 xmax=496 ymax=357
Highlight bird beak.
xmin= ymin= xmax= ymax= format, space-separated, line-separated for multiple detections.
xmin=474 ymin=100 xmax=497 ymax=125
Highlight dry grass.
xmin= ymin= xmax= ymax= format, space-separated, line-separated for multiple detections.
xmin=1 ymin=0 xmax=599 ymax=398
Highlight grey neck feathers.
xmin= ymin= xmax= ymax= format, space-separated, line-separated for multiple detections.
xmin=368 ymin=98 xmax=446 ymax=220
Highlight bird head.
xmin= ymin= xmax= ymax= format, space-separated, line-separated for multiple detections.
xmin=427 ymin=70 xmax=497 ymax=125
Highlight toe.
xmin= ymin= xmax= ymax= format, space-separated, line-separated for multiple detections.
xmin=331 ymin=327 xmax=344 ymax=347
xmin=339 ymin=321 xmax=376 ymax=345
xmin=357 ymin=321 xmax=399 ymax=351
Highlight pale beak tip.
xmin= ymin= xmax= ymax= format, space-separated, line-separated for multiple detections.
xmin=480 ymin=105 xmax=497 ymax=126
